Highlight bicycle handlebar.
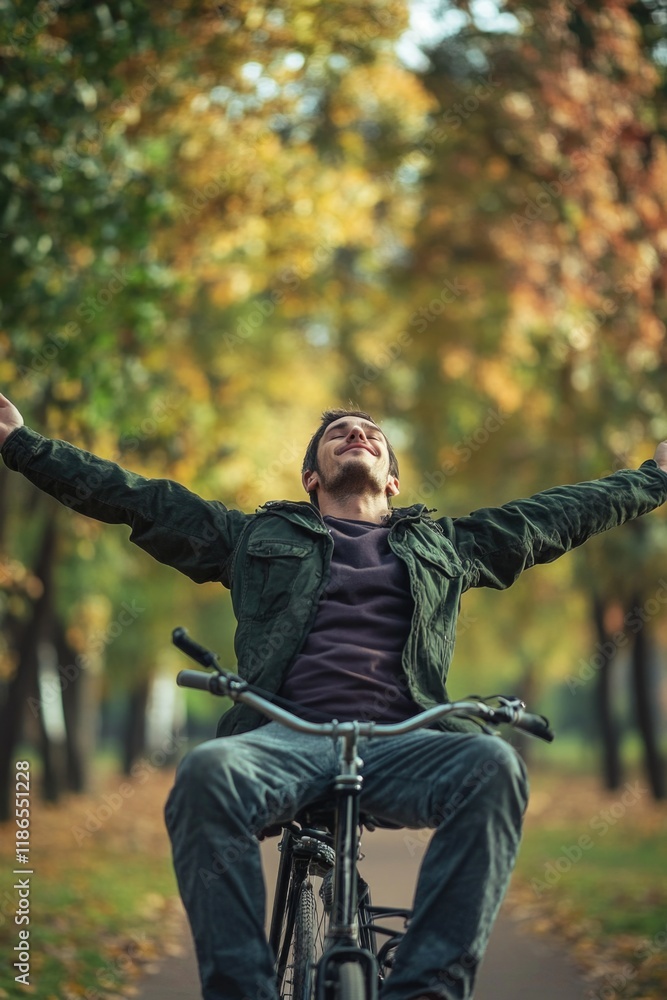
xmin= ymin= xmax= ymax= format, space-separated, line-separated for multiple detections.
xmin=172 ymin=627 xmax=221 ymax=670
xmin=176 ymin=668 xmax=222 ymax=692
xmin=507 ymin=710 xmax=554 ymax=740
xmin=172 ymin=627 xmax=555 ymax=743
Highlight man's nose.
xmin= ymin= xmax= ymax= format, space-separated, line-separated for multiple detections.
xmin=347 ymin=426 xmax=367 ymax=441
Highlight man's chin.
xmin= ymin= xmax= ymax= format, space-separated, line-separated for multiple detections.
xmin=321 ymin=460 xmax=385 ymax=497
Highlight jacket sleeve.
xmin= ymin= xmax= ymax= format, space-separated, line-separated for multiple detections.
xmin=1 ymin=425 xmax=248 ymax=586
xmin=450 ymin=460 xmax=667 ymax=590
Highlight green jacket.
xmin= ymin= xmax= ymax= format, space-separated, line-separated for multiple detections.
xmin=3 ymin=425 xmax=667 ymax=736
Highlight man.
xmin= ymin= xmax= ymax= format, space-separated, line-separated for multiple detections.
xmin=1 ymin=391 xmax=667 ymax=1000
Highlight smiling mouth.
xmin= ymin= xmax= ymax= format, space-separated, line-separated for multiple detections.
xmin=339 ymin=444 xmax=376 ymax=456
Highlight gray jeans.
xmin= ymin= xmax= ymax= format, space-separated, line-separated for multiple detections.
xmin=164 ymin=722 xmax=529 ymax=1000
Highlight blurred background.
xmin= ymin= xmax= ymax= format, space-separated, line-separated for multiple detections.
xmin=1 ymin=0 xmax=666 ymax=996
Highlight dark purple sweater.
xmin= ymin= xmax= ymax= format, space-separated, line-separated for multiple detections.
xmin=278 ymin=514 xmax=422 ymax=722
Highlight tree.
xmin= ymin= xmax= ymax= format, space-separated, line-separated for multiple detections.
xmin=1 ymin=0 xmax=431 ymax=811
xmin=340 ymin=0 xmax=667 ymax=791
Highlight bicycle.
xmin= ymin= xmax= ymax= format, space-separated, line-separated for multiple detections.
xmin=171 ymin=626 xmax=554 ymax=1000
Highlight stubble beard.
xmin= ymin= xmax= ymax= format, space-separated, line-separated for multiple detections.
xmin=319 ymin=456 xmax=387 ymax=504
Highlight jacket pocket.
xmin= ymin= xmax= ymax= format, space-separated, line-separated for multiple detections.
xmin=239 ymin=537 xmax=310 ymax=621
xmin=407 ymin=536 xmax=466 ymax=579
xmin=407 ymin=539 xmax=466 ymax=643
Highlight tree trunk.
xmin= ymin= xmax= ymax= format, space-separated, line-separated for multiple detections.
xmin=122 ymin=677 xmax=151 ymax=776
xmin=630 ymin=595 xmax=665 ymax=800
xmin=592 ymin=593 xmax=623 ymax=790
xmin=0 ymin=515 xmax=60 ymax=817
xmin=0 ymin=618 xmax=41 ymax=820
xmin=54 ymin=618 xmax=88 ymax=793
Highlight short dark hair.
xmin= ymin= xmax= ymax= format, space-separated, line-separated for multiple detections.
xmin=302 ymin=408 xmax=400 ymax=507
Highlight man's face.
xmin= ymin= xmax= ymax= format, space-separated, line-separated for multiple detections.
xmin=302 ymin=417 xmax=400 ymax=501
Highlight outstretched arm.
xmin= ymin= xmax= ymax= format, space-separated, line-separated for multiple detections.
xmin=449 ymin=452 xmax=667 ymax=590
xmin=0 ymin=392 xmax=248 ymax=586
xmin=0 ymin=392 xmax=23 ymax=445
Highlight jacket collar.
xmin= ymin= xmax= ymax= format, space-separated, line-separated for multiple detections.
xmin=258 ymin=499 xmax=436 ymax=524
xmin=389 ymin=503 xmax=437 ymax=522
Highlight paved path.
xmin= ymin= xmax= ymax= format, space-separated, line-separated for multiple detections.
xmin=138 ymin=829 xmax=590 ymax=999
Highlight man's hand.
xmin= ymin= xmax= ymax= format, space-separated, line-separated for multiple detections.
xmin=654 ymin=441 xmax=667 ymax=473
xmin=0 ymin=393 xmax=24 ymax=447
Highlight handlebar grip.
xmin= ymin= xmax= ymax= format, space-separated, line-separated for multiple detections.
xmin=176 ymin=669 xmax=220 ymax=692
xmin=515 ymin=711 xmax=554 ymax=743
xmin=172 ymin=627 xmax=219 ymax=669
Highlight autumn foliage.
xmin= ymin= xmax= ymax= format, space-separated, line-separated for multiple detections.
xmin=0 ymin=0 xmax=666 ymax=805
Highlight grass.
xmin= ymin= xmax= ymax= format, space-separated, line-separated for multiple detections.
xmin=516 ymin=817 xmax=667 ymax=936
xmin=0 ymin=763 xmax=184 ymax=1000
xmin=506 ymin=764 xmax=667 ymax=998
xmin=2 ymin=747 xmax=666 ymax=999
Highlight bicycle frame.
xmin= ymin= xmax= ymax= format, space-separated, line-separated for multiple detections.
xmin=313 ymin=724 xmax=379 ymax=998
xmin=269 ymin=723 xmax=382 ymax=999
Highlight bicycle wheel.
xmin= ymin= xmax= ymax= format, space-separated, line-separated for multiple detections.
xmin=293 ymin=880 xmax=316 ymax=1000
xmin=282 ymin=874 xmax=330 ymax=1000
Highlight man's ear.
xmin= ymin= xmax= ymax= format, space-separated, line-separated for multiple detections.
xmin=386 ymin=476 xmax=400 ymax=498
xmin=302 ymin=469 xmax=319 ymax=495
